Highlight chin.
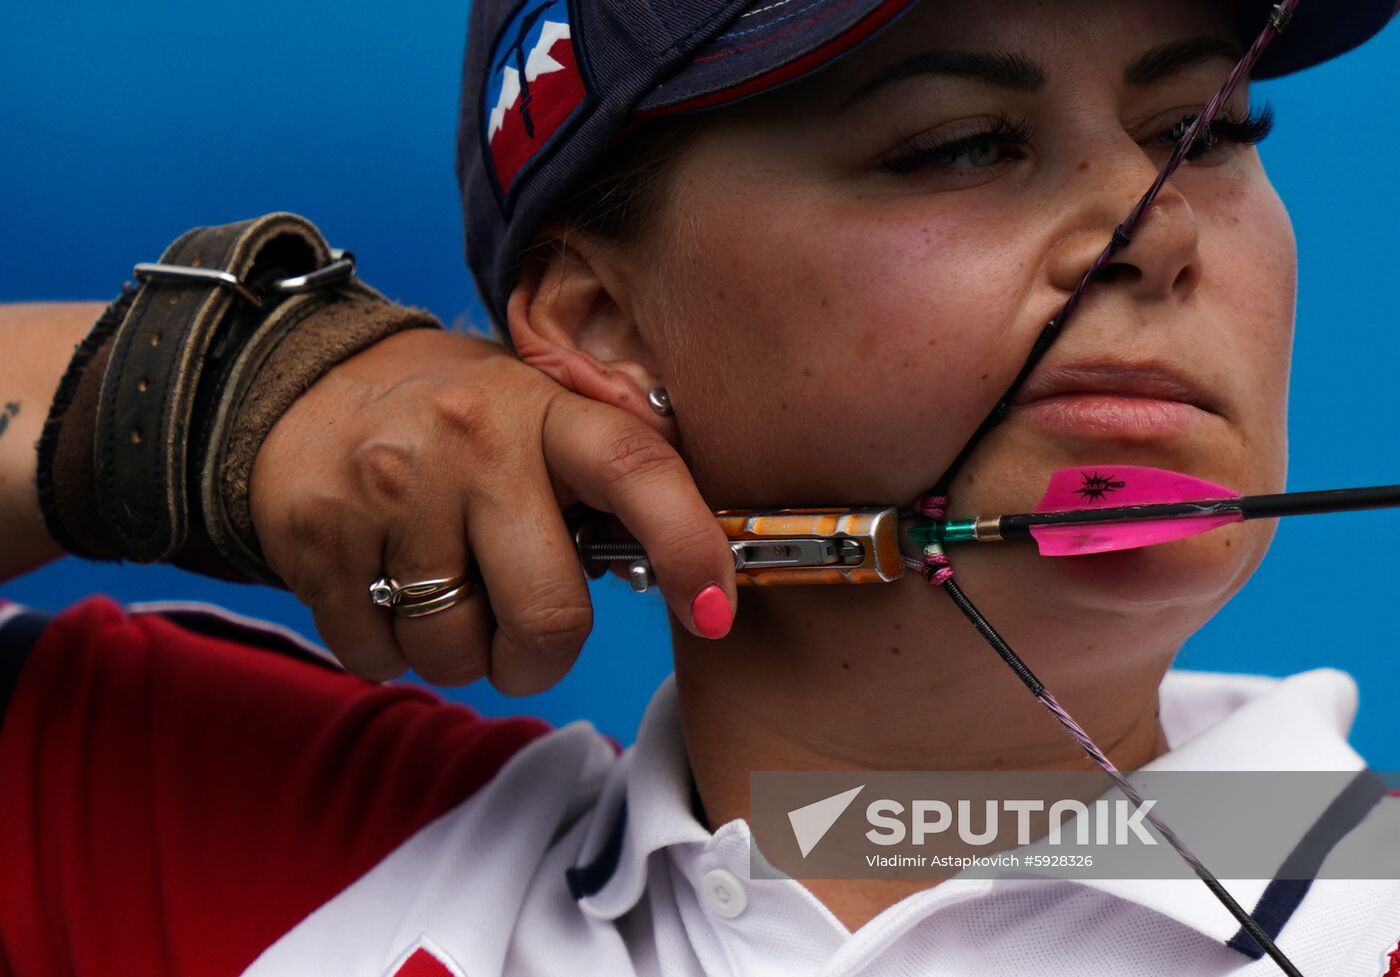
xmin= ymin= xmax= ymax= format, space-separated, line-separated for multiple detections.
xmin=952 ymin=518 xmax=1272 ymax=622
xmin=1041 ymin=520 xmax=1274 ymax=613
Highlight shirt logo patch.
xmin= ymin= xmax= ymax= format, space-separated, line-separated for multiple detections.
xmin=385 ymin=937 xmax=465 ymax=977
xmin=483 ymin=0 xmax=586 ymax=194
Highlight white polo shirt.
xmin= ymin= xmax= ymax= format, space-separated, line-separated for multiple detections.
xmin=243 ymin=667 xmax=1400 ymax=977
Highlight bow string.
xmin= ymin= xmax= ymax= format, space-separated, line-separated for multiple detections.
xmin=908 ymin=4 xmax=1307 ymax=975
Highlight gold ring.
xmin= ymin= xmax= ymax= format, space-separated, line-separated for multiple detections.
xmin=369 ymin=573 xmax=473 ymax=618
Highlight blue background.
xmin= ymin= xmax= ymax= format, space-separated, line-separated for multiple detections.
xmin=2 ymin=4 xmax=1396 ymax=756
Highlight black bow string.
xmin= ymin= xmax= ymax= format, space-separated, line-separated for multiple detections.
xmin=909 ymin=3 xmax=1308 ymax=975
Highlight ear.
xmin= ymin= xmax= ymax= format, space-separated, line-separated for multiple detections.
xmin=507 ymin=236 xmax=676 ymax=439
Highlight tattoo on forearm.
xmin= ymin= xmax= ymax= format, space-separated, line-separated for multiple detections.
xmin=0 ymin=401 xmax=19 ymax=439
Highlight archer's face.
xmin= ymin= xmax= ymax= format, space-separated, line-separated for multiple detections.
xmin=630 ymin=0 xmax=1295 ymax=613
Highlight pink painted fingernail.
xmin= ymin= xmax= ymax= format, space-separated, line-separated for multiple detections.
xmin=690 ymin=583 xmax=733 ymax=640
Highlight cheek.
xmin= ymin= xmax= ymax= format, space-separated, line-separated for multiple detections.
xmin=662 ymin=189 xmax=1039 ymax=503
xmin=1199 ymin=169 xmax=1296 ymax=487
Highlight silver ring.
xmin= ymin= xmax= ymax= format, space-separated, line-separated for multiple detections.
xmin=369 ymin=573 xmax=473 ymax=618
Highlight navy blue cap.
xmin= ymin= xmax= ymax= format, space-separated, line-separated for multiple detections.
xmin=456 ymin=0 xmax=1396 ymax=330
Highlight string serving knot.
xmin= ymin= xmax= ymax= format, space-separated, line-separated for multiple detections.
xmin=914 ymin=494 xmax=949 ymax=519
xmin=921 ymin=543 xmax=954 ymax=586
xmin=914 ymin=496 xmax=954 ymax=583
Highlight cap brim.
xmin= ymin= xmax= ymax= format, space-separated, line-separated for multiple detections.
xmin=1244 ymin=0 xmax=1395 ymax=78
xmin=636 ymin=0 xmax=913 ymax=113
xmin=637 ymin=0 xmax=1395 ymax=115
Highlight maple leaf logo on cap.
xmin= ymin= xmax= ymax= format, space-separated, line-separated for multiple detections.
xmin=483 ymin=0 xmax=587 ymax=194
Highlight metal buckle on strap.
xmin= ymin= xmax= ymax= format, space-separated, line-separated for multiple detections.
xmin=132 ymin=249 xmax=356 ymax=309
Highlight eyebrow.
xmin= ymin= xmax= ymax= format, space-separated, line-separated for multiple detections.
xmin=844 ymin=36 xmax=1244 ymax=111
xmin=844 ymin=50 xmax=1046 ymax=108
xmin=1123 ymin=37 xmax=1243 ymax=87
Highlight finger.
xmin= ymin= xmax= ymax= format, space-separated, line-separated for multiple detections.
xmin=347 ymin=435 xmax=496 ymax=685
xmin=542 ymin=396 xmax=736 ymax=640
xmin=312 ymin=598 xmax=408 ymax=683
xmin=464 ymin=454 xmax=596 ymax=697
xmin=381 ymin=501 xmax=495 ymax=687
xmin=271 ymin=491 xmax=407 ymax=681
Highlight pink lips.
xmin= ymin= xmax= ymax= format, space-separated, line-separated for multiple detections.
xmin=1010 ymin=362 xmax=1217 ymax=438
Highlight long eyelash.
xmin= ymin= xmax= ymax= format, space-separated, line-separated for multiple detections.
xmin=878 ymin=104 xmax=1274 ymax=176
xmin=878 ymin=115 xmax=1033 ymax=174
xmin=1169 ymin=103 xmax=1275 ymax=159
xmin=1212 ymin=102 xmax=1275 ymax=144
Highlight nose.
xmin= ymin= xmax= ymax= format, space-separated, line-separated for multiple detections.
xmin=1048 ymin=174 xmax=1204 ymax=304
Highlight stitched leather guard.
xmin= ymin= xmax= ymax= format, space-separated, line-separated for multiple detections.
xmin=39 ymin=212 xmax=442 ymax=585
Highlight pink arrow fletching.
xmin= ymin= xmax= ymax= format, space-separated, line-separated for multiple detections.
xmin=1030 ymin=465 xmax=1244 ymax=556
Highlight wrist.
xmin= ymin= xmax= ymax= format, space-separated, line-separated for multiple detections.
xmin=0 ymin=302 xmax=104 ymax=582
xmin=34 ymin=214 xmax=442 ymax=587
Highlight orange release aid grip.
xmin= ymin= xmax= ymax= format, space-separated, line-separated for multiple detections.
xmin=712 ymin=507 xmax=904 ymax=586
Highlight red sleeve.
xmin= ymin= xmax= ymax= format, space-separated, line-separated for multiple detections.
xmin=0 ymin=595 xmax=551 ymax=977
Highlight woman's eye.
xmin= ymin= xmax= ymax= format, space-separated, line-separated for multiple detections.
xmin=1149 ymin=104 xmax=1275 ymax=162
xmin=877 ymin=117 xmax=1032 ymax=176
xmin=962 ymin=134 xmax=1009 ymax=167
xmin=873 ymin=104 xmax=1274 ymax=177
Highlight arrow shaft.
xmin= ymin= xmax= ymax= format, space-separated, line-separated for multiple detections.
xmin=998 ymin=498 xmax=1239 ymax=538
xmin=927 ymin=483 xmax=1400 ymax=544
xmin=1236 ymin=484 xmax=1400 ymax=520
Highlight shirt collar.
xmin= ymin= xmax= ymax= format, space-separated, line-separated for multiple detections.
xmin=572 ymin=676 xmax=711 ymax=920
xmin=570 ymin=667 xmax=1369 ymax=944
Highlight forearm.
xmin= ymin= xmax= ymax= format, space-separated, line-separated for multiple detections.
xmin=0 ymin=302 xmax=104 ymax=582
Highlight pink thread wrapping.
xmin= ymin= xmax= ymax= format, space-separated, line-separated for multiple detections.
xmin=915 ymin=494 xmax=948 ymax=519
xmin=922 ymin=548 xmax=954 ymax=586
xmin=914 ymin=495 xmax=953 ymax=584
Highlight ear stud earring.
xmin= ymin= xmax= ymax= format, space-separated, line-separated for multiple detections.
xmin=647 ymin=387 xmax=673 ymax=417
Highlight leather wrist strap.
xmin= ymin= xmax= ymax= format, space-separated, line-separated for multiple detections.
xmin=35 ymin=286 xmax=136 ymax=562
xmin=199 ymin=281 xmax=438 ymax=585
xmin=37 ymin=212 xmax=441 ymax=585
xmin=96 ymin=213 xmax=336 ymax=563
